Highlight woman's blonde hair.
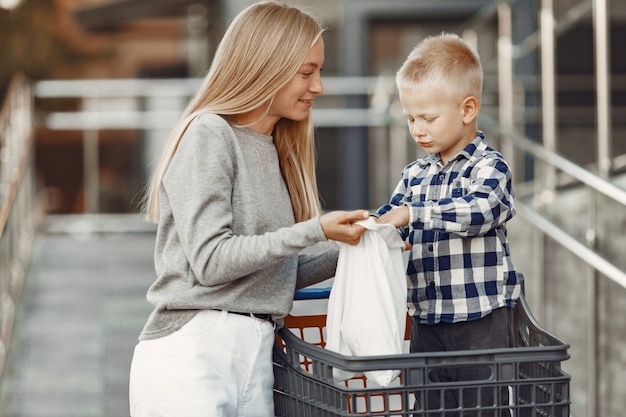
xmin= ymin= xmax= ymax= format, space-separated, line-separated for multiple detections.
xmin=396 ymin=32 xmax=483 ymax=103
xmin=142 ymin=1 xmax=325 ymax=223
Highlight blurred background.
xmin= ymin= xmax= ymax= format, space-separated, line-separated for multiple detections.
xmin=0 ymin=0 xmax=625 ymax=416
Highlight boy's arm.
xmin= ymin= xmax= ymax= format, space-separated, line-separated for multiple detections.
xmin=375 ymin=173 xmax=411 ymax=240
xmin=407 ymin=156 xmax=515 ymax=237
xmin=377 ymin=206 xmax=409 ymax=228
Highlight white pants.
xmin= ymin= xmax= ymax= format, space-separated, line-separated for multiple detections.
xmin=129 ymin=310 xmax=275 ymax=417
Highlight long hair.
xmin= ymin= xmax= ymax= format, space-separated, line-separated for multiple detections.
xmin=143 ymin=1 xmax=324 ymax=223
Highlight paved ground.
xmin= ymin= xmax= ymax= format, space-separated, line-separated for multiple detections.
xmin=0 ymin=215 xmax=157 ymax=417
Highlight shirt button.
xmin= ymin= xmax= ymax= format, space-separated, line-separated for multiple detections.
xmin=428 ymin=244 xmax=433 ymax=251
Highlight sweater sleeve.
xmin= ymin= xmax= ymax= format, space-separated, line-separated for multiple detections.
xmin=295 ymin=242 xmax=339 ymax=289
xmin=160 ymin=115 xmax=327 ymax=287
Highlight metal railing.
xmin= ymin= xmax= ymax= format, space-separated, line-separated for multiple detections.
xmin=481 ymin=1 xmax=622 ymax=416
xmin=34 ymin=76 xmax=392 ymax=214
xmin=0 ymin=73 xmax=36 ymax=379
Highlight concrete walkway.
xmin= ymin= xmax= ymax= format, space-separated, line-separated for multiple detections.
xmin=0 ymin=215 xmax=157 ymax=417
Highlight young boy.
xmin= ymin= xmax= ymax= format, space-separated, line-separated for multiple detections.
xmin=375 ymin=33 xmax=522 ymax=416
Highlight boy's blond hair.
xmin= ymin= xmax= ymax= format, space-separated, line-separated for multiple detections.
xmin=396 ymin=32 xmax=483 ymax=103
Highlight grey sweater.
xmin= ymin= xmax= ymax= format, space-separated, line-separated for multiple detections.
xmin=139 ymin=113 xmax=338 ymax=340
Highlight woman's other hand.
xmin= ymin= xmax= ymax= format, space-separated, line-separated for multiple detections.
xmin=320 ymin=210 xmax=369 ymax=245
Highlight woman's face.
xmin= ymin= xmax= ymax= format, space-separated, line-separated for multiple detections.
xmin=239 ymin=37 xmax=325 ymax=135
xmin=268 ymin=37 xmax=325 ymax=124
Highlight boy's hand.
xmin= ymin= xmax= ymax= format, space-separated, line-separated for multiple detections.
xmin=376 ymin=206 xmax=409 ymax=228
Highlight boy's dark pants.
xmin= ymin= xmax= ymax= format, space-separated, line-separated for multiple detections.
xmin=410 ymin=308 xmax=513 ymax=417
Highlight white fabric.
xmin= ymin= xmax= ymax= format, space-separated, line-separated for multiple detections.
xmin=129 ymin=310 xmax=275 ymax=417
xmin=325 ymin=217 xmax=408 ymax=386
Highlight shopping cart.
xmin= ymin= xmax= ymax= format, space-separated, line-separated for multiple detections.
xmin=273 ymin=287 xmax=570 ymax=416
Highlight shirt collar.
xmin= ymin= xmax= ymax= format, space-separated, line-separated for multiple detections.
xmin=417 ymin=131 xmax=487 ymax=168
xmin=455 ymin=131 xmax=487 ymax=162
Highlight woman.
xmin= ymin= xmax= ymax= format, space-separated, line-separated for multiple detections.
xmin=128 ymin=2 xmax=368 ymax=416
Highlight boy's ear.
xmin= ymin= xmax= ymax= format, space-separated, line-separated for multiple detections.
xmin=461 ymin=96 xmax=479 ymax=124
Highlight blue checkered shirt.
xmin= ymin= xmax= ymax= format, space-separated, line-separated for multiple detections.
xmin=376 ymin=132 xmax=521 ymax=324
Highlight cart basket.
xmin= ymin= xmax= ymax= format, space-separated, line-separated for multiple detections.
xmin=273 ymin=288 xmax=570 ymax=417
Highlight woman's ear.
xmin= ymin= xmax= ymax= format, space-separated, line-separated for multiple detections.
xmin=461 ymin=96 xmax=479 ymax=124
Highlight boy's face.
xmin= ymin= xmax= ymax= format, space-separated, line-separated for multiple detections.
xmin=398 ymin=85 xmax=478 ymax=164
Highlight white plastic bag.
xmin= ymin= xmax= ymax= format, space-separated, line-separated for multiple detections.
xmin=325 ymin=217 xmax=407 ymax=386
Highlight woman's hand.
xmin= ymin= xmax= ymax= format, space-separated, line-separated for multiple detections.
xmin=320 ymin=210 xmax=369 ymax=245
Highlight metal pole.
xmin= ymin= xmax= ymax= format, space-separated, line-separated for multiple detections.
xmin=537 ymin=0 xmax=557 ymax=327
xmin=586 ymin=190 xmax=599 ymax=417
xmin=591 ymin=1 xmax=611 ymax=412
xmin=497 ymin=2 xmax=514 ymax=169
xmin=540 ymin=0 xmax=557 ymax=196
xmin=339 ymin=3 xmax=369 ymax=210
xmin=593 ymin=0 xmax=612 ymax=178
xmin=83 ymin=96 xmax=100 ymax=213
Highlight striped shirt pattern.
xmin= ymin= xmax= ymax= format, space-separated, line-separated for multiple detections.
xmin=376 ymin=132 xmax=521 ymax=324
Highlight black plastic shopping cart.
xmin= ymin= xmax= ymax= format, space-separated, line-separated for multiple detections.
xmin=273 ymin=287 xmax=570 ymax=416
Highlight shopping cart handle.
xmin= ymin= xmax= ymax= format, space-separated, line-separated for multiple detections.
xmin=294 ymin=287 xmax=331 ymax=300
